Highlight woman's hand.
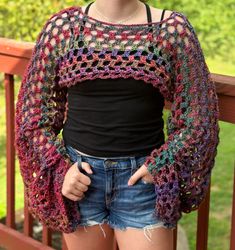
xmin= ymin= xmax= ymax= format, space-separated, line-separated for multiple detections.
xmin=128 ymin=164 xmax=154 ymax=185
xmin=62 ymin=161 xmax=93 ymax=201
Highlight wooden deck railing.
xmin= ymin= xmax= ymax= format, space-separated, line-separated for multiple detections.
xmin=0 ymin=37 xmax=235 ymax=250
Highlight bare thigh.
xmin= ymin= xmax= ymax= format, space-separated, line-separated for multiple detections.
xmin=114 ymin=227 xmax=174 ymax=250
xmin=63 ymin=223 xmax=115 ymax=250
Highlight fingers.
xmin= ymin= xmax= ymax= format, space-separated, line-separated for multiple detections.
xmin=67 ymin=173 xmax=88 ymax=201
xmin=67 ymin=192 xmax=85 ymax=201
xmin=63 ymin=173 xmax=89 ymax=201
xmin=69 ymin=172 xmax=90 ymax=201
xmin=71 ymin=188 xmax=84 ymax=197
xmin=74 ymin=181 xmax=89 ymax=193
xmin=62 ymin=160 xmax=94 ymax=201
xmin=74 ymin=162 xmax=92 ymax=186
xmin=78 ymin=172 xmax=92 ymax=186
xmin=80 ymin=161 xmax=93 ymax=174
xmin=128 ymin=164 xmax=147 ymax=186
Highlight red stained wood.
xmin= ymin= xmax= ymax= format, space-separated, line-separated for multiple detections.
xmin=5 ymin=74 xmax=15 ymax=229
xmin=0 ymin=223 xmax=54 ymax=250
xmin=0 ymin=37 xmax=234 ymax=250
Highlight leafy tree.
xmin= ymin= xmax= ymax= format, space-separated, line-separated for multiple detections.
xmin=0 ymin=0 xmax=234 ymax=64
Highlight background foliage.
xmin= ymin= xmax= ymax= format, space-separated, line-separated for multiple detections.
xmin=0 ymin=0 xmax=235 ymax=69
xmin=0 ymin=1 xmax=234 ymax=250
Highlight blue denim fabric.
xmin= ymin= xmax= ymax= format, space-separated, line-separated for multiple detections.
xmin=65 ymin=144 xmax=176 ymax=240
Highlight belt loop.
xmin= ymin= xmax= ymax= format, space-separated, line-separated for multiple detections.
xmin=76 ymin=154 xmax=83 ymax=172
xmin=130 ymin=156 xmax=137 ymax=173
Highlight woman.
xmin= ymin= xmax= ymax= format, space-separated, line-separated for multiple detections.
xmin=15 ymin=0 xmax=220 ymax=250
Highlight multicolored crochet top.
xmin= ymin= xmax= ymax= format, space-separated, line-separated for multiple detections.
xmin=15 ymin=5 xmax=220 ymax=233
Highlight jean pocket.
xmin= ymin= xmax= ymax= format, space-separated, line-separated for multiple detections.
xmin=133 ymin=155 xmax=148 ymax=170
xmin=140 ymin=176 xmax=155 ymax=185
xmin=65 ymin=145 xmax=82 ymax=163
xmin=65 ymin=145 xmax=96 ymax=175
xmin=131 ymin=155 xmax=154 ymax=186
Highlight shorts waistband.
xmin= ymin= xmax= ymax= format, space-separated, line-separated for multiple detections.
xmin=73 ymin=147 xmax=146 ymax=160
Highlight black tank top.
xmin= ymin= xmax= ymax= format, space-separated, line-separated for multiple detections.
xmin=62 ymin=2 xmax=166 ymax=157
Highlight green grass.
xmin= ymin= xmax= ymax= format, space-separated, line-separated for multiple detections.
xmin=178 ymin=120 xmax=235 ymax=250
xmin=0 ymin=77 xmax=25 ymax=217
xmin=207 ymin=56 xmax=235 ymax=77
xmin=0 ymin=55 xmax=235 ymax=250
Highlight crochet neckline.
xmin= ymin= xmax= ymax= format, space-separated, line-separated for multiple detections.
xmin=77 ymin=6 xmax=176 ymax=28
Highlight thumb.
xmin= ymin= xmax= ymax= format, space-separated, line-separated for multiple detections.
xmin=80 ymin=162 xmax=93 ymax=174
xmin=128 ymin=167 xmax=145 ymax=186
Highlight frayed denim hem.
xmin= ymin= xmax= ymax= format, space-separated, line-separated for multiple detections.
xmin=106 ymin=220 xmax=176 ymax=242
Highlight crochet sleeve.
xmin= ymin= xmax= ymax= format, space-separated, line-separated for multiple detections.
xmin=143 ymin=13 xmax=220 ymax=225
xmin=15 ymin=10 xmax=80 ymax=233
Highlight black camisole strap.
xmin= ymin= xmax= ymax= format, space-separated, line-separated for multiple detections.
xmin=83 ymin=2 xmax=166 ymax=25
xmin=159 ymin=9 xmax=166 ymax=29
xmin=145 ymin=4 xmax=167 ymax=24
xmin=146 ymin=4 xmax=167 ymax=25
xmin=145 ymin=3 xmax=152 ymax=23
xmin=84 ymin=2 xmax=154 ymax=31
xmin=144 ymin=3 xmax=153 ymax=33
xmin=85 ymin=1 xmax=93 ymax=14
xmin=80 ymin=2 xmax=166 ymax=34
xmin=160 ymin=9 xmax=166 ymax=22
xmin=145 ymin=4 xmax=166 ymax=30
xmin=79 ymin=1 xmax=94 ymax=33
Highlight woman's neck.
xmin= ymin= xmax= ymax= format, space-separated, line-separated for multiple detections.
xmin=87 ymin=0 xmax=146 ymax=23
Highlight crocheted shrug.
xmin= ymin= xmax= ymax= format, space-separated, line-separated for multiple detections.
xmin=15 ymin=6 xmax=220 ymax=233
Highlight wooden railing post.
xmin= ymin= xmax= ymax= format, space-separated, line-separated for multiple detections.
xmin=173 ymin=226 xmax=178 ymax=250
xmin=4 ymin=73 xmax=16 ymax=229
xmin=23 ymin=201 xmax=33 ymax=237
xmin=196 ymin=180 xmax=211 ymax=250
xmin=230 ymin=162 xmax=235 ymax=250
xmin=0 ymin=37 xmax=235 ymax=250
xmin=62 ymin=235 xmax=68 ymax=250
xmin=42 ymin=226 xmax=52 ymax=246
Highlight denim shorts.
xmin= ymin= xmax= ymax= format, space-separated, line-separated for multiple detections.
xmin=65 ymin=144 xmax=176 ymax=241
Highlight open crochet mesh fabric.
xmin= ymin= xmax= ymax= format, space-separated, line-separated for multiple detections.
xmin=15 ymin=6 xmax=220 ymax=233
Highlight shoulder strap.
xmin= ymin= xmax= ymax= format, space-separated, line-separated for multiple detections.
xmin=81 ymin=2 xmax=162 ymax=33
xmin=85 ymin=1 xmax=94 ymax=14
xmin=160 ymin=9 xmax=166 ymax=22
xmin=144 ymin=3 xmax=153 ymax=33
xmin=144 ymin=3 xmax=152 ymax=23
xmin=83 ymin=2 xmax=165 ymax=24
xmin=145 ymin=5 xmax=166 ymax=31
xmin=79 ymin=1 xmax=94 ymax=33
